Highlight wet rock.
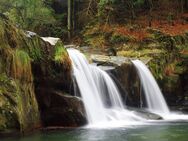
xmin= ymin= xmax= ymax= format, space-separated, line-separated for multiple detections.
xmin=0 ymin=15 xmax=78 ymax=134
xmin=25 ymin=31 xmax=37 ymax=38
xmin=91 ymin=54 xmax=130 ymax=67
xmin=128 ymin=107 xmax=163 ymax=120
xmin=37 ymin=90 xmax=87 ymax=127
xmin=0 ymin=16 xmax=40 ymax=133
xmin=64 ymin=44 xmax=78 ymax=48
xmin=109 ymin=61 xmax=143 ymax=107
xmin=41 ymin=37 xmax=60 ymax=46
xmin=89 ymin=53 xmax=151 ymax=108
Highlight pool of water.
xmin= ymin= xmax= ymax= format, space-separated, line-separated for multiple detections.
xmin=2 ymin=122 xmax=188 ymax=141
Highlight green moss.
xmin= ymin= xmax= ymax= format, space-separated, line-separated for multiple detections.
xmin=0 ymin=74 xmax=19 ymax=131
xmin=85 ymin=35 xmax=106 ymax=48
xmin=0 ymin=20 xmax=5 ymax=43
xmin=0 ymin=16 xmax=40 ymax=133
xmin=54 ymin=43 xmax=67 ymax=63
xmin=26 ymin=37 xmax=43 ymax=61
xmin=13 ymin=49 xmax=32 ymax=78
xmin=118 ymin=49 xmax=163 ymax=58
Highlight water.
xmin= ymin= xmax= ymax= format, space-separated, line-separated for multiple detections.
xmin=132 ymin=60 xmax=170 ymax=115
xmin=67 ymin=49 xmax=145 ymax=127
xmin=2 ymin=123 xmax=188 ymax=141
xmin=132 ymin=60 xmax=188 ymax=120
xmin=2 ymin=50 xmax=188 ymax=140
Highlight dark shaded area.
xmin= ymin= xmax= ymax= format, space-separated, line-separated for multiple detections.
xmin=37 ymin=90 xmax=86 ymax=127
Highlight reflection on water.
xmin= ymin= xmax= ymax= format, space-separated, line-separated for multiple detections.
xmin=2 ymin=123 xmax=188 ymax=141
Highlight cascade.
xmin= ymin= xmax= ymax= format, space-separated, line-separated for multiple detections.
xmin=67 ymin=49 xmax=144 ymax=127
xmin=132 ymin=60 xmax=170 ymax=115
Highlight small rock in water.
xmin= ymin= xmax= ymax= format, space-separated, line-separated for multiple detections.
xmin=128 ymin=107 xmax=163 ymax=120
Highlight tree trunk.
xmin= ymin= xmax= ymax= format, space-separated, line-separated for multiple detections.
xmin=130 ymin=0 xmax=135 ymax=20
xmin=68 ymin=0 xmax=72 ymax=40
xmin=72 ymin=0 xmax=75 ymax=35
xmin=184 ymin=0 xmax=188 ymax=11
xmin=181 ymin=0 xmax=184 ymax=13
xmin=148 ymin=0 xmax=153 ymax=27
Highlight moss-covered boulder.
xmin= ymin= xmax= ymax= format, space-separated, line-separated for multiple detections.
xmin=0 ymin=15 xmax=40 ymax=133
xmin=0 ymin=13 xmax=82 ymax=133
xmin=0 ymin=74 xmax=19 ymax=132
xmin=32 ymin=40 xmax=86 ymax=127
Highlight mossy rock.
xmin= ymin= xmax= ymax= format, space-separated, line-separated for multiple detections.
xmin=0 ymin=15 xmax=41 ymax=133
xmin=0 ymin=74 xmax=20 ymax=131
xmin=0 ymin=13 xmax=74 ymax=133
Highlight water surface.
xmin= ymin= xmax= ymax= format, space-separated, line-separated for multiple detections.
xmin=2 ymin=122 xmax=188 ymax=141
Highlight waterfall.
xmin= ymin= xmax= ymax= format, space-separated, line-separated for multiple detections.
xmin=132 ymin=60 xmax=170 ymax=115
xmin=67 ymin=49 xmax=144 ymax=127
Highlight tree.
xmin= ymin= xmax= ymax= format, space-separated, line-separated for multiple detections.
xmin=0 ymin=0 xmax=55 ymax=31
xmin=68 ymin=0 xmax=72 ymax=39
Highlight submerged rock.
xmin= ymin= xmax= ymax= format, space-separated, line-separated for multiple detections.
xmin=128 ymin=107 xmax=163 ymax=120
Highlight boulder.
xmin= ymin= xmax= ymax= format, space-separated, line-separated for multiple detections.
xmin=0 ymin=14 xmax=85 ymax=134
xmin=0 ymin=14 xmax=40 ymax=133
xmin=36 ymin=90 xmax=87 ymax=127
xmin=127 ymin=107 xmax=163 ymax=120
xmin=89 ymin=54 xmax=144 ymax=107
xmin=108 ymin=61 xmax=143 ymax=107
xmin=90 ymin=54 xmax=130 ymax=67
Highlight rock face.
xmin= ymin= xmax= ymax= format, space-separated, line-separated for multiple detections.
xmin=90 ymin=48 xmax=187 ymax=109
xmin=0 ymin=14 xmax=40 ymax=133
xmin=109 ymin=62 xmax=142 ymax=107
xmin=37 ymin=91 xmax=86 ymax=127
xmin=115 ymin=30 xmax=188 ymax=107
xmin=89 ymin=54 xmax=143 ymax=107
xmin=0 ymin=14 xmax=87 ymax=134
xmin=31 ymin=38 xmax=87 ymax=127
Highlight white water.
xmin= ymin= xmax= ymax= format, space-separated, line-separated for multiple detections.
xmin=67 ymin=49 xmax=145 ymax=127
xmin=132 ymin=60 xmax=170 ymax=115
xmin=67 ymin=49 xmax=188 ymax=127
xmin=132 ymin=60 xmax=188 ymax=121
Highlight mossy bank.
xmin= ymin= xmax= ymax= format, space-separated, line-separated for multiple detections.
xmin=0 ymin=14 xmax=85 ymax=135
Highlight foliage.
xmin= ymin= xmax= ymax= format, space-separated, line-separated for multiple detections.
xmin=0 ymin=0 xmax=55 ymax=31
xmin=110 ymin=34 xmax=130 ymax=44
xmin=36 ymin=23 xmax=68 ymax=38
xmin=98 ymin=0 xmax=146 ymax=23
